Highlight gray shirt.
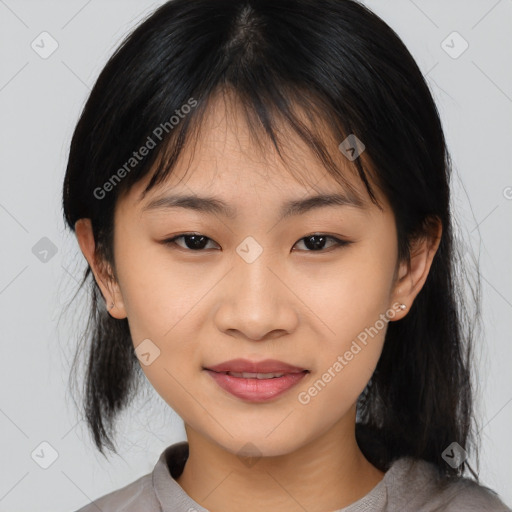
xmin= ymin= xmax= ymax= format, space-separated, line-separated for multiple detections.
xmin=74 ymin=441 xmax=511 ymax=511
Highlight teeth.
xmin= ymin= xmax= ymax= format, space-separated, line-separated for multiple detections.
xmin=226 ymin=371 xmax=286 ymax=379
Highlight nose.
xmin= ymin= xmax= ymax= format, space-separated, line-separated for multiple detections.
xmin=213 ymin=248 xmax=299 ymax=342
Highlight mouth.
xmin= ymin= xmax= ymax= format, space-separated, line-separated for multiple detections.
xmin=208 ymin=371 xmax=302 ymax=379
xmin=203 ymin=359 xmax=309 ymax=402
xmin=204 ymin=358 xmax=308 ymax=375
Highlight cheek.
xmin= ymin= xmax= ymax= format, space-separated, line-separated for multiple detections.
xmin=301 ymin=242 xmax=397 ymax=345
xmin=296 ymin=239 xmax=396 ymax=408
xmin=114 ymin=242 xmax=203 ymax=343
xmin=113 ymin=242 xmax=211 ymax=398
xmin=294 ymin=291 xmax=391 ymax=438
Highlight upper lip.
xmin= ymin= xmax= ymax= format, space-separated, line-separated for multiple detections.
xmin=205 ymin=358 xmax=307 ymax=374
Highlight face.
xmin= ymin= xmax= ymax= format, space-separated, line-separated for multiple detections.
xmin=97 ymin=93 xmax=409 ymax=458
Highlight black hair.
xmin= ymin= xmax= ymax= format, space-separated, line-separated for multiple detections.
xmin=62 ymin=0 xmax=479 ymax=478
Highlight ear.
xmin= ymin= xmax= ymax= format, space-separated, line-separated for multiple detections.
xmin=390 ymin=217 xmax=442 ymax=321
xmin=74 ymin=218 xmax=127 ymax=319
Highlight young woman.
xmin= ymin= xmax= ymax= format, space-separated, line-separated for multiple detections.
xmin=63 ymin=0 xmax=510 ymax=510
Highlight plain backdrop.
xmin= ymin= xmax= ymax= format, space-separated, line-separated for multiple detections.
xmin=0 ymin=0 xmax=511 ymax=510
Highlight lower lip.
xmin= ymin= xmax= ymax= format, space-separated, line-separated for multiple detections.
xmin=204 ymin=370 xmax=308 ymax=402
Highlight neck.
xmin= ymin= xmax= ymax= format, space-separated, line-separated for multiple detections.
xmin=176 ymin=409 xmax=384 ymax=512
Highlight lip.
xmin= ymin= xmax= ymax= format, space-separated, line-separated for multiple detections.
xmin=205 ymin=358 xmax=307 ymax=374
xmin=204 ymin=359 xmax=309 ymax=403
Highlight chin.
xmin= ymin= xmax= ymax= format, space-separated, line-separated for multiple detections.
xmin=210 ymin=429 xmax=310 ymax=460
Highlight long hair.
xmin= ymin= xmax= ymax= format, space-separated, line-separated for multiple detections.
xmin=62 ymin=0 xmax=477 ymax=477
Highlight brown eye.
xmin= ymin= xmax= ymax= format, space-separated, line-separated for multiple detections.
xmin=164 ymin=233 xmax=219 ymax=251
xmin=293 ymin=234 xmax=351 ymax=252
xmin=162 ymin=233 xmax=351 ymax=253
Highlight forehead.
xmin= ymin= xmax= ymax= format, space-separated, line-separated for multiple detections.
xmin=126 ymin=89 xmax=384 ymax=214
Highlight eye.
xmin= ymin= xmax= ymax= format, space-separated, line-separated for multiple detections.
xmin=293 ymin=234 xmax=351 ymax=252
xmin=162 ymin=233 xmax=351 ymax=252
xmin=164 ymin=233 xmax=219 ymax=251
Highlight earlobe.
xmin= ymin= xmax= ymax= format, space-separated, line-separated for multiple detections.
xmin=390 ymin=218 xmax=442 ymax=320
xmin=74 ymin=218 xmax=127 ymax=319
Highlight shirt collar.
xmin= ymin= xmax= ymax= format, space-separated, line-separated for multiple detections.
xmin=150 ymin=441 xmax=416 ymax=512
xmin=152 ymin=441 xmax=210 ymax=512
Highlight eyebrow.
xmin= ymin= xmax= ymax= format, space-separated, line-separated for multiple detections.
xmin=141 ymin=191 xmax=366 ymax=220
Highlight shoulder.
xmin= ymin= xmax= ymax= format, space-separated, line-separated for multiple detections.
xmin=71 ymin=441 xmax=191 ymax=512
xmin=72 ymin=473 xmax=159 ymax=512
xmin=433 ymin=477 xmax=512 ymax=511
xmin=442 ymin=481 xmax=512 ymax=511
xmin=384 ymin=457 xmax=511 ymax=512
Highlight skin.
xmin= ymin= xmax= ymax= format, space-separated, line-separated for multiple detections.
xmin=75 ymin=91 xmax=441 ymax=512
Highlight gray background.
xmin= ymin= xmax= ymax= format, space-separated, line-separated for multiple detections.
xmin=0 ymin=0 xmax=511 ymax=510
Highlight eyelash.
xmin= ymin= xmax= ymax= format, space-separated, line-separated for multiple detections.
xmin=162 ymin=233 xmax=352 ymax=253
